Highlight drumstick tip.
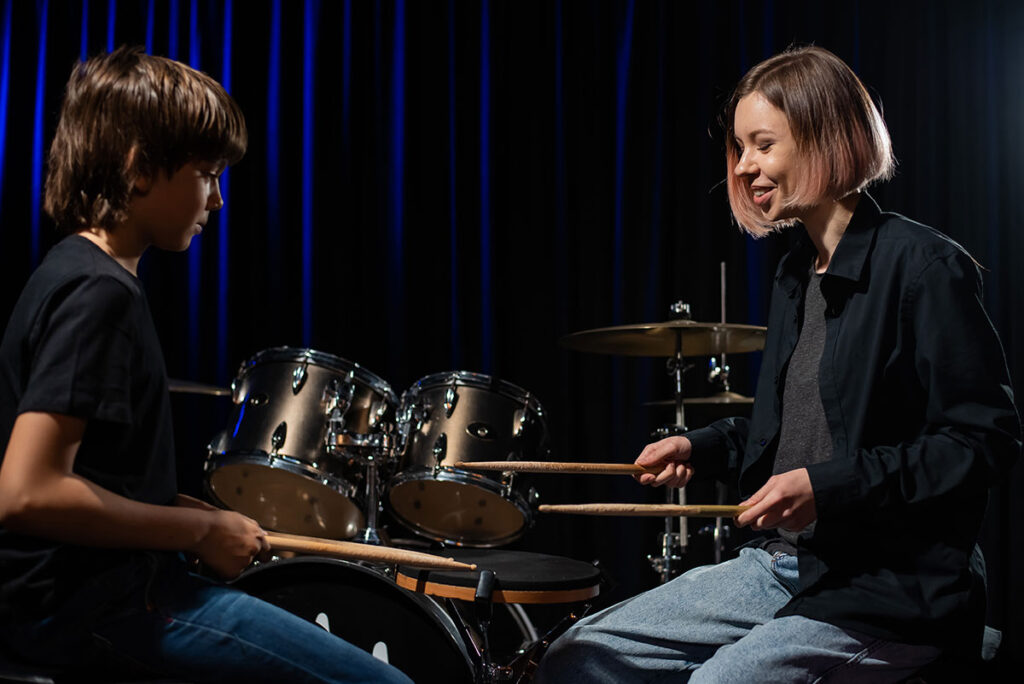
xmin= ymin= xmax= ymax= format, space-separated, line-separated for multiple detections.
xmin=445 ymin=559 xmax=477 ymax=570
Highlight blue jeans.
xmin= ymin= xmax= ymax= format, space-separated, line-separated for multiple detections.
xmin=535 ymin=548 xmax=940 ymax=683
xmin=2 ymin=553 xmax=412 ymax=684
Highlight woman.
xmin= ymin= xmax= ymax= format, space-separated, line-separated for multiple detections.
xmin=535 ymin=46 xmax=1019 ymax=683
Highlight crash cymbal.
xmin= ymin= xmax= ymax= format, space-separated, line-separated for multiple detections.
xmin=644 ymin=391 xmax=754 ymax=407
xmin=167 ymin=379 xmax=231 ymax=397
xmin=560 ymin=320 xmax=766 ymax=357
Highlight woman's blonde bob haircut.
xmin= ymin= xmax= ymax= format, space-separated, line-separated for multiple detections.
xmin=45 ymin=46 xmax=247 ymax=234
xmin=724 ymin=46 xmax=894 ymax=236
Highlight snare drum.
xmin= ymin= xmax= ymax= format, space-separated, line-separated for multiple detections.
xmin=234 ymin=558 xmax=474 ymax=684
xmin=396 ymin=549 xmax=602 ymax=604
xmin=206 ymin=347 xmax=397 ymax=539
xmin=388 ymin=372 xmax=548 ymax=546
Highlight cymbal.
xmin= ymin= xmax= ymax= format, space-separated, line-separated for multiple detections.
xmin=167 ymin=379 xmax=231 ymax=397
xmin=560 ymin=320 xmax=766 ymax=357
xmin=645 ymin=391 xmax=754 ymax=407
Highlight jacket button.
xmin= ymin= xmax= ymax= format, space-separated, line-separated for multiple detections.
xmin=759 ymin=438 xmax=767 ymax=446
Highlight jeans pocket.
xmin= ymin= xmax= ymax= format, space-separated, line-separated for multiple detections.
xmin=770 ymin=552 xmax=801 ymax=596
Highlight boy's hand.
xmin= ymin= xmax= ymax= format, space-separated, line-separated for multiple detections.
xmin=735 ymin=468 xmax=816 ymax=531
xmin=190 ymin=509 xmax=269 ymax=579
xmin=634 ymin=436 xmax=695 ymax=488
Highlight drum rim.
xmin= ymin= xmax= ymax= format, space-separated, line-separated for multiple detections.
xmin=240 ymin=346 xmax=398 ymax=404
xmin=205 ymin=449 xmax=361 ymax=499
xmin=405 ymin=370 xmax=546 ymax=417
xmin=233 ymin=557 xmax=474 ymax=671
xmin=395 ymin=549 xmax=603 ymax=604
xmin=387 ymin=467 xmax=532 ymax=547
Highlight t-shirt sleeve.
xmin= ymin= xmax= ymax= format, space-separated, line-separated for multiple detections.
xmin=18 ymin=274 xmax=137 ymax=424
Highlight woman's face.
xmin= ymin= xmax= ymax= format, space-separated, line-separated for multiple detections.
xmin=732 ymin=92 xmax=806 ymax=223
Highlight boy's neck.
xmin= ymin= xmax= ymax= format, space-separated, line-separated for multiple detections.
xmin=76 ymin=228 xmax=146 ymax=276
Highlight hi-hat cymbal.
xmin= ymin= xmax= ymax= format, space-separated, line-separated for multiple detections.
xmin=168 ymin=379 xmax=231 ymax=397
xmin=561 ymin=320 xmax=766 ymax=357
xmin=645 ymin=391 xmax=754 ymax=407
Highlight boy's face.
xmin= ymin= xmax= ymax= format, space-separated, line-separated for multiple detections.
xmin=129 ymin=160 xmax=225 ymax=251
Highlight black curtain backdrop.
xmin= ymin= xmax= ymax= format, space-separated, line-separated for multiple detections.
xmin=1 ymin=0 xmax=1021 ymax=668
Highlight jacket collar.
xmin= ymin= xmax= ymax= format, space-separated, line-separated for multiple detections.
xmin=777 ymin=192 xmax=883 ymax=297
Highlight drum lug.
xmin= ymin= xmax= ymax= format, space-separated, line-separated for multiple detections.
xmin=513 ymin=393 xmax=536 ymax=439
xmin=527 ymin=486 xmax=541 ymax=506
xmin=432 ymin=433 xmax=448 ymax=473
xmin=271 ymin=421 xmax=287 ymax=452
xmin=500 ymin=473 xmax=515 ymax=498
xmin=291 ymin=362 xmax=308 ymax=394
xmin=444 ymin=384 xmax=459 ymax=418
xmin=370 ymin=397 xmax=388 ymax=428
xmin=323 ymin=377 xmax=355 ymax=417
xmin=512 ymin=408 xmax=528 ymax=438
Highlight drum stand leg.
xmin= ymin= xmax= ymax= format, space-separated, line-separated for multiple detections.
xmin=443 ymin=571 xmax=517 ymax=683
xmin=505 ymin=605 xmax=591 ymax=683
xmin=474 ymin=570 xmax=501 ymax=683
xmin=355 ymin=457 xmax=386 ymax=545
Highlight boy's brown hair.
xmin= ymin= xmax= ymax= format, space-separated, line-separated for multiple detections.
xmin=44 ymin=46 xmax=247 ymax=234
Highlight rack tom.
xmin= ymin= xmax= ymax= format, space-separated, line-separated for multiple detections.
xmin=206 ymin=347 xmax=397 ymax=539
xmin=388 ymin=372 xmax=548 ymax=546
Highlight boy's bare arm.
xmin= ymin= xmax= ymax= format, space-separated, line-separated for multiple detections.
xmin=0 ymin=411 xmax=268 ymax=578
xmin=174 ymin=492 xmax=219 ymax=511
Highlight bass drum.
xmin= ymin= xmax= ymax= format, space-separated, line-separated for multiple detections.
xmin=233 ymin=557 xmax=474 ymax=684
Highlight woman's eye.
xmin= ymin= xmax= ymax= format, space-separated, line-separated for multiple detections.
xmin=757 ymin=143 xmax=773 ymax=151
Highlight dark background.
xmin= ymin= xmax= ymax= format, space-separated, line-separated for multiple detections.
xmin=1 ymin=0 xmax=1021 ymax=671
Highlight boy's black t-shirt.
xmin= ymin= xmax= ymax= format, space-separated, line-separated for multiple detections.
xmin=0 ymin=235 xmax=177 ymax=623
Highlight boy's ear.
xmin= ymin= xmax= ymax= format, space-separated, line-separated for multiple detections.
xmin=125 ymin=144 xmax=152 ymax=193
xmin=133 ymin=174 xmax=153 ymax=193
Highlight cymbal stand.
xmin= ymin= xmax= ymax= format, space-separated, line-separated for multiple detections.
xmin=712 ymin=262 xmax=731 ymax=563
xmin=647 ymin=301 xmax=691 ymax=583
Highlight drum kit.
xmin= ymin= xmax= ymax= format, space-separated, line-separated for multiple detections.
xmin=175 ymin=281 xmax=765 ymax=683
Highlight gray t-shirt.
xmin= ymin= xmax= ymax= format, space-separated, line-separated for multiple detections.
xmin=772 ymin=269 xmax=832 ymax=546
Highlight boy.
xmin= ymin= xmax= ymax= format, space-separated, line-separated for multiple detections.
xmin=0 ymin=47 xmax=411 ymax=684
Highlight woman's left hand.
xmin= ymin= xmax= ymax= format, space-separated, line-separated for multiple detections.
xmin=735 ymin=468 xmax=817 ymax=532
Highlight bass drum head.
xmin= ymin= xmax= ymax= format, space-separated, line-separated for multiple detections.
xmin=234 ymin=558 xmax=473 ymax=684
xmin=388 ymin=474 xmax=527 ymax=546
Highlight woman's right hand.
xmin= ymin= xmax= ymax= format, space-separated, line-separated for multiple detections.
xmin=189 ymin=509 xmax=269 ymax=579
xmin=635 ymin=436 xmax=695 ymax=488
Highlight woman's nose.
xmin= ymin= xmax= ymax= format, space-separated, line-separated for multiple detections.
xmin=734 ymin=149 xmax=757 ymax=177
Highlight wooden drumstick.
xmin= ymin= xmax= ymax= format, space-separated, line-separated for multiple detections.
xmin=453 ymin=460 xmax=663 ymax=476
xmin=264 ymin=532 xmax=477 ymax=570
xmin=538 ymin=504 xmax=750 ymax=518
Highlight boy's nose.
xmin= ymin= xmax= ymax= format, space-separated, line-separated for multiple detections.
xmin=207 ymin=182 xmax=224 ymax=211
